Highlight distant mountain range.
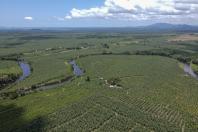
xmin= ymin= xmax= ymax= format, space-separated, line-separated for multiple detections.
xmin=140 ymin=23 xmax=198 ymax=32
xmin=1 ymin=23 xmax=198 ymax=33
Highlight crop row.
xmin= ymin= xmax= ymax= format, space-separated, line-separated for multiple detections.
xmin=51 ymin=105 xmax=114 ymax=132
xmin=93 ymin=96 xmax=183 ymax=132
xmin=125 ymin=98 xmax=184 ymax=127
xmin=113 ymin=95 xmax=198 ymax=131
xmin=95 ymin=114 xmax=149 ymax=132
xmin=16 ymin=95 xmax=197 ymax=131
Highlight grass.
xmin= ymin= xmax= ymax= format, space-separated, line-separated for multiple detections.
xmin=191 ymin=63 xmax=198 ymax=74
xmin=0 ymin=61 xmax=22 ymax=76
xmin=0 ymin=80 xmax=95 ymax=131
xmin=0 ymin=61 xmax=22 ymax=88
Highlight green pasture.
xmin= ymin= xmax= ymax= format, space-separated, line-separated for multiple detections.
xmin=0 ymin=60 xmax=22 ymax=77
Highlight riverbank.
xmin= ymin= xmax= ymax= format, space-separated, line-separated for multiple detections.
xmin=13 ymin=60 xmax=84 ymax=97
xmin=1 ymin=52 xmax=198 ymax=100
xmin=183 ymin=63 xmax=198 ymax=80
xmin=191 ymin=63 xmax=198 ymax=74
xmin=0 ymin=61 xmax=22 ymax=89
xmin=0 ymin=76 xmax=74 ymax=99
xmin=0 ymin=60 xmax=83 ymax=99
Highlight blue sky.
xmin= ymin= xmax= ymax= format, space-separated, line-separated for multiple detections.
xmin=0 ymin=0 xmax=109 ymax=27
xmin=1 ymin=0 xmax=198 ymax=27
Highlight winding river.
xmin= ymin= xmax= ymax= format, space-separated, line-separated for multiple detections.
xmin=183 ymin=64 xmax=198 ymax=80
xmin=15 ymin=60 xmax=83 ymax=94
xmin=13 ymin=60 xmax=80 ymax=96
xmin=17 ymin=60 xmax=197 ymax=83
xmin=18 ymin=62 xmax=31 ymax=81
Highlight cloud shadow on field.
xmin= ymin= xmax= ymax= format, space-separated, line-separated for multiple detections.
xmin=0 ymin=104 xmax=46 ymax=132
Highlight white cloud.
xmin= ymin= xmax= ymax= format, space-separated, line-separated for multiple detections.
xmin=53 ymin=16 xmax=65 ymax=21
xmin=65 ymin=15 xmax=72 ymax=19
xmin=24 ymin=16 xmax=33 ymax=21
xmin=64 ymin=0 xmax=198 ymax=23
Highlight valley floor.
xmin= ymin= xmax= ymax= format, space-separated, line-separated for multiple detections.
xmin=0 ymin=31 xmax=198 ymax=131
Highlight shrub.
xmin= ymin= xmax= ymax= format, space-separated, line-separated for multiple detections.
xmin=177 ymin=56 xmax=191 ymax=63
xmin=102 ymin=43 xmax=109 ymax=49
xmin=85 ymin=76 xmax=90 ymax=82
xmin=122 ymin=51 xmax=131 ymax=55
xmin=107 ymin=77 xmax=121 ymax=86
xmin=7 ymin=92 xmax=18 ymax=99
xmin=192 ymin=59 xmax=198 ymax=65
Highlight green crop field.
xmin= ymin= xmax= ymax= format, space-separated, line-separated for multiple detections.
xmin=0 ymin=31 xmax=198 ymax=131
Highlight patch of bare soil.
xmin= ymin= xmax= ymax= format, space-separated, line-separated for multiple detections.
xmin=169 ymin=34 xmax=198 ymax=42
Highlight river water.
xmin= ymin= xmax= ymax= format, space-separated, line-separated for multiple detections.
xmin=183 ymin=64 xmax=198 ymax=80
xmin=69 ymin=60 xmax=84 ymax=77
xmin=18 ymin=62 xmax=31 ymax=81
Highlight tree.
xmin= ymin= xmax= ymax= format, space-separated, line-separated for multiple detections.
xmin=85 ymin=76 xmax=90 ymax=82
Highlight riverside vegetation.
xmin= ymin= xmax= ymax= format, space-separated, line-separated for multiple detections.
xmin=0 ymin=30 xmax=198 ymax=131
